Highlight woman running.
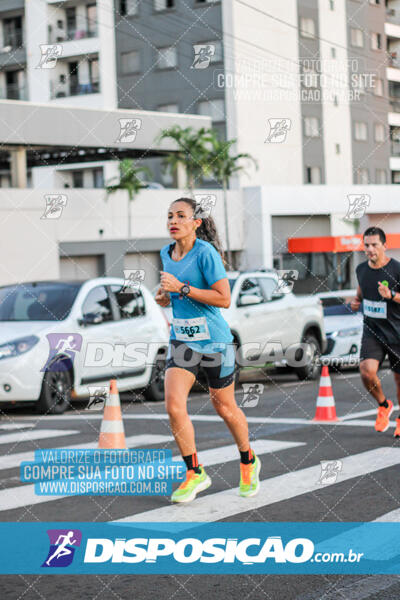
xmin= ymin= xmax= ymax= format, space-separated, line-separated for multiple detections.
xmin=155 ymin=197 xmax=261 ymax=503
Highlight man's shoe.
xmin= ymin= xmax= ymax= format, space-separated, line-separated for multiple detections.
xmin=375 ymin=399 xmax=393 ymax=432
xmin=171 ymin=466 xmax=211 ymax=503
xmin=239 ymin=454 xmax=261 ymax=498
xmin=394 ymin=417 xmax=400 ymax=438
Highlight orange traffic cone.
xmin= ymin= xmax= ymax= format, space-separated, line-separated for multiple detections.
xmin=312 ymin=365 xmax=339 ymax=421
xmin=98 ymin=379 xmax=127 ymax=449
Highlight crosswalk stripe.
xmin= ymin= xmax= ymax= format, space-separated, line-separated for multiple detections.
xmin=0 ymin=434 xmax=173 ymax=471
xmin=0 ymin=429 xmax=79 ymax=445
xmin=0 ymin=423 xmax=35 ymax=430
xmin=0 ymin=439 xmax=303 ymax=512
xmin=115 ymin=447 xmax=400 ymax=527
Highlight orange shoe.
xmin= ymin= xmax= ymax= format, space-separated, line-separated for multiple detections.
xmin=394 ymin=418 xmax=400 ymax=438
xmin=375 ymin=399 xmax=393 ymax=432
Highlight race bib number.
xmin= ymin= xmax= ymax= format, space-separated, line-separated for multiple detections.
xmin=172 ymin=317 xmax=211 ymax=341
xmin=363 ymin=299 xmax=387 ymax=319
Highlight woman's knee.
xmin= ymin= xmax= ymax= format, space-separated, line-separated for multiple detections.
xmin=165 ymin=395 xmax=187 ymax=420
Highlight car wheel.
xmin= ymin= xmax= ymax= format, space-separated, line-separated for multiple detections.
xmin=143 ymin=357 xmax=166 ymax=402
xmin=37 ymin=366 xmax=72 ymax=415
xmin=295 ymin=334 xmax=322 ymax=381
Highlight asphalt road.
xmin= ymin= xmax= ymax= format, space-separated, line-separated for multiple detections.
xmin=1 ymin=366 xmax=400 ymax=599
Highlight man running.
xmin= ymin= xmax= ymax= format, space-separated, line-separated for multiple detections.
xmin=351 ymin=227 xmax=400 ymax=436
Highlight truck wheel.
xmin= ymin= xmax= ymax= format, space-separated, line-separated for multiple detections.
xmin=37 ymin=366 xmax=72 ymax=415
xmin=143 ymin=357 xmax=166 ymax=402
xmin=295 ymin=334 xmax=321 ymax=381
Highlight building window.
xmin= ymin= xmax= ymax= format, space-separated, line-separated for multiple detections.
xmin=335 ymin=143 xmax=340 ymax=154
xmin=93 ymin=168 xmax=104 ymax=188
xmin=374 ymin=123 xmax=385 ymax=142
xmin=331 ymin=47 xmax=336 ymax=58
xmin=72 ymin=171 xmax=84 ymax=188
xmin=197 ymin=99 xmax=225 ymax=121
xmin=306 ymin=166 xmax=321 ymax=184
xmin=356 ymin=168 xmax=369 ymax=184
xmin=353 ymin=73 xmax=366 ymax=95
xmin=121 ymin=50 xmax=140 ymax=74
xmin=374 ymin=78 xmax=384 ymax=96
xmin=369 ymin=0 xmax=380 ymax=5
xmin=157 ymin=46 xmax=177 ymax=69
xmin=302 ymin=65 xmax=318 ymax=88
xmin=329 ymin=0 xmax=335 ymax=9
xmin=371 ymin=32 xmax=382 ymax=50
xmin=350 ymin=28 xmax=363 ymax=47
xmin=154 ymin=0 xmax=175 ymax=10
xmin=304 ymin=116 xmax=320 ymax=137
xmin=157 ymin=103 xmax=179 ymax=112
xmin=354 ymin=121 xmax=368 ymax=141
xmin=300 ymin=17 xmax=316 ymax=39
xmin=376 ymin=169 xmax=387 ymax=183
xmin=119 ymin=0 xmax=139 ymax=16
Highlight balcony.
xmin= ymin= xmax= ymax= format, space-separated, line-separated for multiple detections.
xmin=386 ymin=8 xmax=400 ymax=27
xmin=1 ymin=29 xmax=24 ymax=50
xmin=50 ymin=77 xmax=100 ymax=99
xmin=0 ymin=84 xmax=28 ymax=101
xmin=48 ymin=28 xmax=98 ymax=44
xmin=390 ymin=97 xmax=400 ymax=112
xmin=391 ymin=140 xmax=400 ymax=156
xmin=388 ymin=53 xmax=400 ymax=68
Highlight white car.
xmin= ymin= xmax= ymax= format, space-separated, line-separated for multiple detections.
xmin=316 ymin=289 xmax=363 ymax=367
xmin=154 ymin=270 xmax=327 ymax=381
xmin=0 ymin=278 xmax=170 ymax=414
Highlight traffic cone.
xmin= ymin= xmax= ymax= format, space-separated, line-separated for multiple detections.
xmin=98 ymin=379 xmax=127 ymax=449
xmin=312 ymin=365 xmax=339 ymax=421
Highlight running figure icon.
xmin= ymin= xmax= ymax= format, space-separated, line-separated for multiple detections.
xmin=45 ymin=531 xmax=77 ymax=566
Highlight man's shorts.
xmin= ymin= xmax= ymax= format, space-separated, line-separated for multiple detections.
xmin=165 ymin=339 xmax=236 ymax=389
xmin=360 ymin=331 xmax=400 ymax=374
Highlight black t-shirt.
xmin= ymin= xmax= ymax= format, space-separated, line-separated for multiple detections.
xmin=356 ymin=258 xmax=400 ymax=344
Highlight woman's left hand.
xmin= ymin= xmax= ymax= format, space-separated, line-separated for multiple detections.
xmin=160 ymin=271 xmax=182 ymax=293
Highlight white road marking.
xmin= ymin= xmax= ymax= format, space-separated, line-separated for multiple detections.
xmin=0 ymin=434 xmax=173 ymax=471
xmin=0 ymin=429 xmax=79 ymax=445
xmin=0 ymin=423 xmax=35 ymax=430
xmin=115 ymin=447 xmax=400 ymax=527
xmin=0 ymin=439 xmax=304 ymax=512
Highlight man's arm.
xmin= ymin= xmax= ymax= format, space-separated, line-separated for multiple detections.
xmin=350 ymin=285 xmax=363 ymax=311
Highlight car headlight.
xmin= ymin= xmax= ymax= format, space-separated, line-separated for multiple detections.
xmin=328 ymin=327 xmax=361 ymax=339
xmin=0 ymin=335 xmax=40 ymax=360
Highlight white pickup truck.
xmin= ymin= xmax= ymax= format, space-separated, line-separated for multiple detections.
xmin=222 ymin=270 xmax=327 ymax=380
xmin=157 ymin=270 xmax=327 ymax=381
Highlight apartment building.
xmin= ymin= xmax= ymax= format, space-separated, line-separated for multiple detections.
xmin=113 ymin=0 xmax=400 ymax=186
xmin=0 ymin=0 xmax=117 ymax=188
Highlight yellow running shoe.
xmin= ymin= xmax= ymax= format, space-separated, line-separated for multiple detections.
xmin=171 ymin=466 xmax=211 ymax=503
xmin=239 ymin=454 xmax=261 ymax=497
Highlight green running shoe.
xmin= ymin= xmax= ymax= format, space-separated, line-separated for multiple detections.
xmin=239 ymin=453 xmax=261 ymax=497
xmin=171 ymin=465 xmax=211 ymax=503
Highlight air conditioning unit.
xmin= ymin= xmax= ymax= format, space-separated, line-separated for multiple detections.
xmin=0 ymin=45 xmax=12 ymax=53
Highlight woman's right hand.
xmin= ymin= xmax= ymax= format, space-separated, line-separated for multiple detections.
xmin=155 ymin=287 xmax=170 ymax=307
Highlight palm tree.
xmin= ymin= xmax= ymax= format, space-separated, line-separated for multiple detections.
xmin=203 ymin=133 xmax=258 ymax=267
xmin=105 ymin=159 xmax=152 ymax=238
xmin=156 ymin=125 xmax=213 ymax=193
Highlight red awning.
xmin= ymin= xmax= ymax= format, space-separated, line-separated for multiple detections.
xmin=287 ymin=234 xmax=400 ymax=253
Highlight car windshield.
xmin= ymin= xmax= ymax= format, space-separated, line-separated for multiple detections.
xmin=321 ymin=297 xmax=361 ymax=316
xmin=0 ymin=282 xmax=82 ymax=321
xmin=228 ymin=278 xmax=236 ymax=291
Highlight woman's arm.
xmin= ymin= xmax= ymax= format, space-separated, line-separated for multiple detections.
xmin=160 ymin=271 xmax=231 ymax=308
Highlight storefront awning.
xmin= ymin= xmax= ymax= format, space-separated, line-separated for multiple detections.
xmin=288 ymin=234 xmax=400 ymax=253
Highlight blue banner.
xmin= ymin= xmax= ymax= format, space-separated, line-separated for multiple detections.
xmin=1 ymin=522 xmax=400 ymax=574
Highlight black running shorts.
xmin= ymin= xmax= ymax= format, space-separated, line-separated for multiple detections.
xmin=165 ymin=339 xmax=236 ymax=389
xmin=360 ymin=331 xmax=400 ymax=374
